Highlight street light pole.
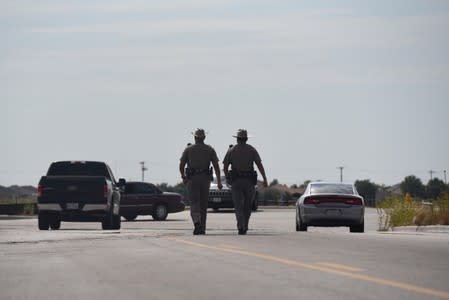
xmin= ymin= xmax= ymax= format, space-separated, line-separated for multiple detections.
xmin=140 ymin=161 xmax=148 ymax=182
xmin=444 ymin=170 xmax=447 ymax=185
xmin=429 ymin=170 xmax=435 ymax=181
xmin=338 ymin=166 xmax=344 ymax=183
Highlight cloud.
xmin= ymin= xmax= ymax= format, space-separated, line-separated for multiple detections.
xmin=28 ymin=13 xmax=449 ymax=50
xmin=4 ymin=3 xmax=449 ymax=95
xmin=1 ymin=0 xmax=232 ymax=16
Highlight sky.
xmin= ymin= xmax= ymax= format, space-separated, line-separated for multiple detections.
xmin=1 ymin=0 xmax=449 ymax=187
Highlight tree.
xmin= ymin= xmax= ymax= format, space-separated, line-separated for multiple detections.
xmin=426 ymin=178 xmax=446 ymax=200
xmin=400 ymin=175 xmax=425 ymax=198
xmin=262 ymin=187 xmax=282 ymax=201
xmin=269 ymin=179 xmax=279 ymax=187
xmin=354 ymin=179 xmax=378 ymax=205
xmin=156 ymin=183 xmax=169 ymax=191
xmin=299 ymin=180 xmax=311 ymax=189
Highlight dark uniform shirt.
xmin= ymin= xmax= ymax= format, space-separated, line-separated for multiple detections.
xmin=180 ymin=143 xmax=219 ymax=170
xmin=223 ymin=143 xmax=261 ymax=171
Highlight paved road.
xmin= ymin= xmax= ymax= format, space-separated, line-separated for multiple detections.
xmin=1 ymin=208 xmax=448 ymax=300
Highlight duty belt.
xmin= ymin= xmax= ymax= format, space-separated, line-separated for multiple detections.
xmin=232 ymin=170 xmax=255 ymax=177
xmin=186 ymin=167 xmax=213 ymax=179
xmin=227 ymin=169 xmax=258 ymax=185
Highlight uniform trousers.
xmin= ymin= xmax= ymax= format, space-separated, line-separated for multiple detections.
xmin=231 ymin=177 xmax=255 ymax=231
xmin=187 ymin=173 xmax=211 ymax=231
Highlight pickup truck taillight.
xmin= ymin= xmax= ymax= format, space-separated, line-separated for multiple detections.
xmin=37 ymin=185 xmax=43 ymax=197
xmin=103 ymin=184 xmax=109 ymax=198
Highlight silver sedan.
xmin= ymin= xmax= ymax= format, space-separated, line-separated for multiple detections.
xmin=296 ymin=182 xmax=365 ymax=233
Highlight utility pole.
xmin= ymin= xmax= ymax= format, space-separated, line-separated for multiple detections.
xmin=140 ymin=161 xmax=148 ymax=182
xmin=429 ymin=170 xmax=435 ymax=181
xmin=338 ymin=166 xmax=344 ymax=183
xmin=444 ymin=170 xmax=447 ymax=185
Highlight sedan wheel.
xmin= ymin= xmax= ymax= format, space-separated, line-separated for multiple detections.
xmin=350 ymin=220 xmax=365 ymax=233
xmin=296 ymin=210 xmax=307 ymax=232
xmin=153 ymin=204 xmax=168 ymax=221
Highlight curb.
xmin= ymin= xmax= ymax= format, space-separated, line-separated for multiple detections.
xmin=392 ymin=225 xmax=449 ymax=234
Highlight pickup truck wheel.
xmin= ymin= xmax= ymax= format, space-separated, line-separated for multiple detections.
xmin=38 ymin=212 xmax=50 ymax=230
xmin=111 ymin=214 xmax=121 ymax=230
xmin=50 ymin=217 xmax=61 ymax=230
xmin=153 ymin=204 xmax=168 ymax=221
xmin=102 ymin=210 xmax=113 ymax=230
xmin=123 ymin=215 xmax=137 ymax=221
xmin=101 ymin=219 xmax=111 ymax=230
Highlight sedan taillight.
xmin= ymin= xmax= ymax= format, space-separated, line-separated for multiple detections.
xmin=304 ymin=198 xmax=321 ymax=205
xmin=344 ymin=198 xmax=362 ymax=205
xmin=304 ymin=196 xmax=362 ymax=205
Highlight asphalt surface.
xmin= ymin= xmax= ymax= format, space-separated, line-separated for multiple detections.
xmin=1 ymin=208 xmax=448 ymax=300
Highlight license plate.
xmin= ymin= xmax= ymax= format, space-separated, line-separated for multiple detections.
xmin=66 ymin=203 xmax=79 ymax=210
xmin=213 ymin=197 xmax=221 ymax=203
xmin=326 ymin=209 xmax=341 ymax=216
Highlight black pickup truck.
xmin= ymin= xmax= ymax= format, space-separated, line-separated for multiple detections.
xmin=37 ymin=161 xmax=125 ymax=230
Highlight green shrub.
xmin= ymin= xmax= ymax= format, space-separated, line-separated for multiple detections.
xmin=23 ymin=204 xmax=37 ymax=215
xmin=377 ymin=192 xmax=449 ymax=230
xmin=430 ymin=192 xmax=449 ymax=225
xmin=376 ymin=194 xmax=418 ymax=230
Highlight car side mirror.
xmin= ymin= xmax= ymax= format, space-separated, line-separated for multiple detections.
xmin=118 ymin=178 xmax=126 ymax=186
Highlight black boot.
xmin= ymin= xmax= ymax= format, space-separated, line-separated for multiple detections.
xmin=238 ymin=228 xmax=247 ymax=235
xmin=193 ymin=222 xmax=202 ymax=235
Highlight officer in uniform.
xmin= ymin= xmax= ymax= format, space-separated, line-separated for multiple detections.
xmin=223 ymin=129 xmax=268 ymax=235
xmin=179 ymin=129 xmax=223 ymax=235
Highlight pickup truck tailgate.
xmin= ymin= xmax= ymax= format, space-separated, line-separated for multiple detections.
xmin=39 ymin=176 xmax=107 ymax=204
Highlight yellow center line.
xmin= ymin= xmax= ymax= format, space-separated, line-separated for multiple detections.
xmin=314 ymin=262 xmax=364 ymax=273
xmin=218 ymin=244 xmax=242 ymax=250
xmin=165 ymin=237 xmax=449 ymax=299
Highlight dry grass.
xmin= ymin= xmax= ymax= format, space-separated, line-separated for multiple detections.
xmin=414 ymin=193 xmax=449 ymax=226
xmin=376 ymin=193 xmax=449 ymax=230
xmin=0 ymin=197 xmax=36 ymax=205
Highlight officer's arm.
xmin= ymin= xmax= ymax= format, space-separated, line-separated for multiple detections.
xmin=223 ymin=150 xmax=230 ymax=178
xmin=179 ymin=161 xmax=187 ymax=181
xmin=223 ymin=161 xmax=230 ymax=178
xmin=212 ymin=160 xmax=223 ymax=189
xmin=255 ymin=160 xmax=268 ymax=188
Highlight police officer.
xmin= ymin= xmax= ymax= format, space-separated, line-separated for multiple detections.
xmin=179 ymin=129 xmax=223 ymax=235
xmin=223 ymin=129 xmax=268 ymax=235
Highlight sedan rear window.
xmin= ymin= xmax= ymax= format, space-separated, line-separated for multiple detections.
xmin=310 ymin=184 xmax=354 ymax=195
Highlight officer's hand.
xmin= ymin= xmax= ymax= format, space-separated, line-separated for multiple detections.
xmin=217 ymin=182 xmax=223 ymax=190
xmin=182 ymin=177 xmax=189 ymax=184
